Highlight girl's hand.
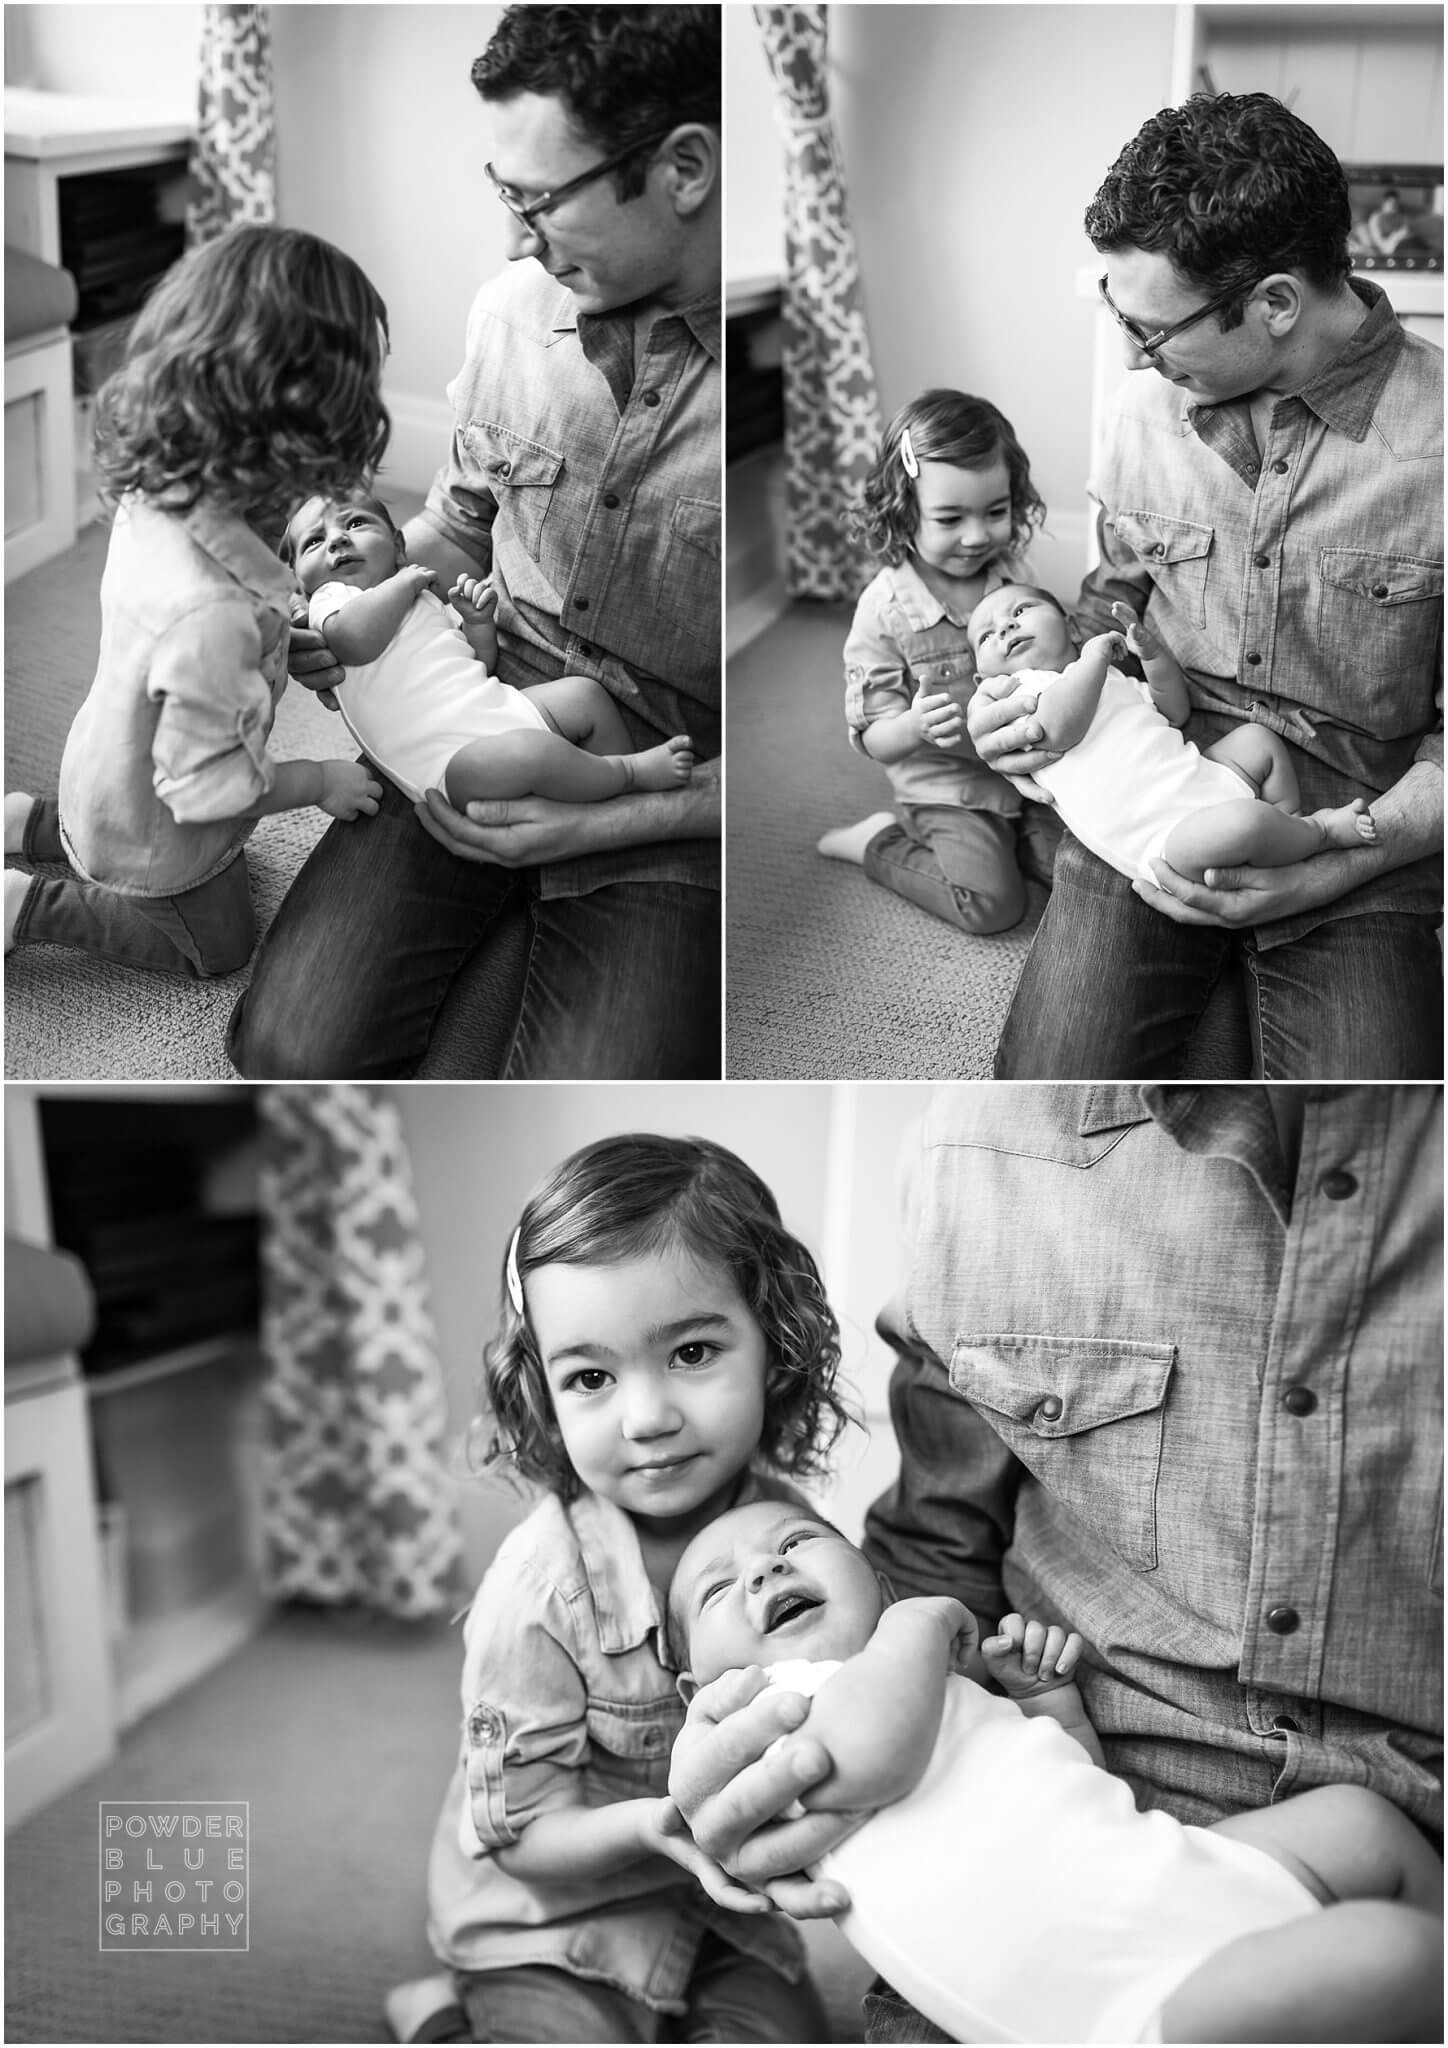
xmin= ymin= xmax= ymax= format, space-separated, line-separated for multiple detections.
xmin=318 ymin=760 xmax=384 ymax=820
xmin=638 ymin=1798 xmax=774 ymax=1915
xmin=980 ymin=1612 xmax=1084 ymax=1698
xmin=1109 ymin=602 xmax=1163 ymax=662
xmin=912 ymin=686 xmax=965 ymax=749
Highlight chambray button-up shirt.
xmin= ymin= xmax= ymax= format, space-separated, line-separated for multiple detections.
xmin=844 ymin=554 xmax=1028 ymax=811
xmin=426 ymin=1481 xmax=805 ymax=2008
xmin=419 ymin=263 xmax=721 ymax=900
xmin=57 ymin=497 xmax=295 ymax=895
xmin=865 ymin=1084 xmax=1443 ymax=1841
xmin=1079 ymin=280 xmax=1442 ymax=943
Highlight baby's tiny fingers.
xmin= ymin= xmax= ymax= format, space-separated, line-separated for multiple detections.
xmin=1020 ymin=1619 xmax=1049 ymax=1675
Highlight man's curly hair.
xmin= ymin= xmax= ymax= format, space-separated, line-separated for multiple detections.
xmin=472 ymin=5 xmax=719 ymax=198
xmin=851 ymin=388 xmax=1045 ymax=570
xmin=92 ymin=225 xmax=390 ymax=527
xmin=478 ymin=1134 xmax=855 ymax=1501
xmin=1085 ymin=92 xmax=1353 ymax=328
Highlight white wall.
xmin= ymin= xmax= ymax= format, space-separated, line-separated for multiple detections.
xmin=5 ymin=3 xmax=202 ymax=103
xmin=723 ymin=2 xmax=785 ymax=290
xmin=391 ymin=1082 xmax=932 ymax=1582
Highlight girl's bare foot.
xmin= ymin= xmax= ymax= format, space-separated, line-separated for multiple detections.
xmin=817 ymin=811 xmax=896 ymax=864
xmin=4 ymin=791 xmax=36 ymax=855
xmin=1310 ymin=797 xmax=1377 ymax=850
xmin=626 ymin=735 xmax=695 ymax=792
xmin=5 ymin=868 xmax=32 ymax=952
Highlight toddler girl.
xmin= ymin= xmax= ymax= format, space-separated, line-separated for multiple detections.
xmin=394 ymin=1133 xmax=852 ymax=2044
xmin=4 ymin=225 xmax=388 ymax=978
xmin=817 ymin=389 xmax=1059 ymax=935
xmin=282 ymin=490 xmax=694 ymax=806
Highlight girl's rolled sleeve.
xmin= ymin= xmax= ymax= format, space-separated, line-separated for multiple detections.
xmin=149 ymin=602 xmax=277 ymax=822
xmin=844 ymin=605 xmax=912 ymax=755
xmin=458 ymin=1557 xmax=589 ymax=1854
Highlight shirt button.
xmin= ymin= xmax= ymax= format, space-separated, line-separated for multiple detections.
xmin=1253 ymin=553 xmax=1270 ymax=569
xmin=643 ymin=390 xmax=661 ymax=408
xmin=603 ymin=492 xmax=621 ymax=509
xmin=1152 ymin=543 xmax=1167 ymax=558
xmin=1246 ymin=652 xmax=1262 ymax=666
xmin=1271 ymin=459 xmax=1288 ymax=474
xmin=642 ymin=1727 xmax=666 ymax=1751
xmin=1282 ymin=1385 xmax=1317 ymax=1417
xmin=573 ymin=595 xmax=590 ymax=612
xmin=468 ymin=1705 xmax=501 ymax=1742
xmin=493 ymin=461 xmax=512 ymax=479
xmin=1319 ymin=1169 xmax=1357 ymax=1200
xmin=1036 ymin=1394 xmax=1063 ymax=1423
xmin=1272 ymin=1714 xmax=1301 ymax=1733
xmin=1371 ymin=583 xmax=1389 ymax=599
xmin=1266 ymin=1605 xmax=1300 ymax=1635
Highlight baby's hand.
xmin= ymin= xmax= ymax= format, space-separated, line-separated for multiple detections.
xmin=318 ymin=760 xmax=383 ymax=820
xmin=1081 ymin=629 xmax=1128 ymax=666
xmin=980 ymin=1613 xmax=1084 ymax=1698
xmin=1108 ymin=602 xmax=1162 ymax=662
xmin=447 ymin=576 xmax=500 ymax=667
xmin=398 ymin=564 xmax=437 ymax=600
xmin=913 ymin=686 xmax=965 ymax=749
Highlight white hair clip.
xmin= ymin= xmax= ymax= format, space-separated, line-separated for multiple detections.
xmin=505 ymin=1226 xmax=525 ymax=1316
xmin=900 ymin=427 xmax=920 ymax=479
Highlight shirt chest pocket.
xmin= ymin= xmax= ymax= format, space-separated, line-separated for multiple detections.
xmin=949 ymin=1337 xmax=1176 ymax=1569
xmin=657 ymin=496 xmax=720 ymax=648
xmin=1112 ymin=510 xmax=1214 ymax=630
xmin=461 ymin=421 xmax=565 ymax=562
xmin=1315 ymin=549 xmax=1444 ymax=693
xmin=585 ymin=1694 xmax=678 ymax=1798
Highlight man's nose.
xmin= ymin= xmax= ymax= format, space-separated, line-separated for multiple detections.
xmin=502 ymin=212 xmax=547 ymax=263
xmin=1122 ymin=335 xmax=1155 ymax=372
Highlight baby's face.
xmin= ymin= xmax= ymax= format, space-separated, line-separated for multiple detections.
xmin=672 ymin=1501 xmax=886 ymax=1689
xmin=286 ymin=494 xmax=403 ymax=598
xmin=969 ymin=586 xmax=1074 ymax=677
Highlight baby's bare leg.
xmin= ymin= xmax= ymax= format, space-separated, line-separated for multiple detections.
xmin=1160 ymin=1787 xmax=1442 ymax=2042
xmin=1163 ymin=794 xmax=1375 ymax=881
xmin=1203 ymin=725 xmax=1302 ymax=811
xmin=521 ymin=676 xmax=694 ymax=793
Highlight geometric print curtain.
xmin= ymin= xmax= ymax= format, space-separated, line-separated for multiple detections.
xmin=257 ymin=1087 xmax=461 ymax=1620
xmin=186 ymin=4 xmax=277 ymax=245
xmin=755 ymin=4 xmax=883 ymax=600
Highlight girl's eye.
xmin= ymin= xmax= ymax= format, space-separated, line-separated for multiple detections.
xmin=562 ymin=1367 xmax=612 ymax=1395
xmin=672 ymin=1340 xmax=717 ymax=1369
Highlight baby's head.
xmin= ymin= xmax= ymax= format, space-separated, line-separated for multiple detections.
xmin=968 ymin=584 xmax=1076 ymax=678
xmin=669 ymin=1500 xmax=887 ymax=1693
xmin=282 ymin=490 xmax=405 ymax=597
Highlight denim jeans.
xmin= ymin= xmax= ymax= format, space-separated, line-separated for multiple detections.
xmin=862 ymin=1978 xmax=952 ymax=2045
xmin=225 ymin=778 xmax=720 ymax=1078
xmin=995 ymin=833 xmax=1442 ymax=1079
xmin=13 ymin=797 xmax=255 ymax=977
xmin=455 ymin=1938 xmax=830 ymax=2043
xmin=863 ymin=801 xmax=1061 ymax=936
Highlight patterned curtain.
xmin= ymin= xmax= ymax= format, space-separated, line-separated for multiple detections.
xmin=186 ymin=4 xmax=277 ymax=245
xmin=257 ymin=1088 xmax=461 ymax=1620
xmin=755 ymin=4 xmax=882 ymax=601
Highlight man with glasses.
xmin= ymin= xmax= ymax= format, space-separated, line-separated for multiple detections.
xmin=229 ymin=6 xmax=722 ymax=1080
xmin=969 ymin=92 xmax=1442 ymax=1080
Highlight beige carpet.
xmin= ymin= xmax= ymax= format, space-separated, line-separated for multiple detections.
xmin=4 ymin=497 xmax=420 ymax=1082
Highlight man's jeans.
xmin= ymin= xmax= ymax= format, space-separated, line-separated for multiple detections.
xmin=14 ymin=797 xmax=255 ymax=977
xmin=996 ymin=834 xmax=1442 ymax=1080
xmin=226 ymin=778 xmax=720 ymax=1078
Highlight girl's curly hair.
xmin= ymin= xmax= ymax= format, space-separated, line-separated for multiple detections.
xmin=478 ymin=1133 xmax=854 ymax=1501
xmin=850 ymin=388 xmax=1045 ymax=568
xmin=92 ymin=224 xmax=390 ymax=528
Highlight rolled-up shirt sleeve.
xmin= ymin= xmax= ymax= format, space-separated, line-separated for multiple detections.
xmin=843 ymin=603 xmax=912 ymax=757
xmin=458 ymin=1551 xmax=588 ymax=1856
xmin=148 ymin=600 xmax=276 ymax=822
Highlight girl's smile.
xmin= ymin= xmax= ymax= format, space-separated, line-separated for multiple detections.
xmin=526 ymin=1243 xmax=769 ymax=1538
xmin=911 ymin=455 xmax=1015 ymax=587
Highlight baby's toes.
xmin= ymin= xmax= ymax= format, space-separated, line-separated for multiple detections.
xmin=1355 ymin=808 xmax=1377 ymax=842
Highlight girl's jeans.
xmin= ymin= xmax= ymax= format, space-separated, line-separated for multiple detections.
xmin=13 ymin=797 xmax=254 ymax=977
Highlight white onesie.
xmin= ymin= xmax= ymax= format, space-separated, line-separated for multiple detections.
xmin=1028 ymin=664 xmax=1254 ymax=884
xmin=308 ymin=583 xmax=549 ymax=801
xmin=766 ymin=1660 xmax=1318 ymax=2045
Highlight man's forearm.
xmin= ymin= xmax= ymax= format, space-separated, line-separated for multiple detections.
xmin=1295 ymin=757 xmax=1442 ymax=908
xmin=403 ymin=512 xmax=489 ymax=588
xmin=570 ymin=757 xmax=720 ymax=850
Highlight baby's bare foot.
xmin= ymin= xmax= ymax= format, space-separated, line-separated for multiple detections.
xmin=629 ymin=734 xmax=695 ymax=792
xmin=4 ymin=791 xmax=36 ymax=855
xmin=1312 ymin=797 xmax=1377 ymax=850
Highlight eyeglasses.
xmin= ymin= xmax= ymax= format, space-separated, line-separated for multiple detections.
xmin=1097 ymin=273 xmax=1256 ymax=358
xmin=484 ymin=128 xmax=674 ymax=233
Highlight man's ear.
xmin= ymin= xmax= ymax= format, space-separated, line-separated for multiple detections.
xmin=659 ymin=122 xmax=719 ymax=217
xmin=1253 ymin=272 xmax=1305 ymax=341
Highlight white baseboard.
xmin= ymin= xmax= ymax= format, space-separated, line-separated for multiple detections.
xmin=727 ymin=578 xmax=789 ymax=659
xmin=377 ymin=389 xmax=453 ymax=498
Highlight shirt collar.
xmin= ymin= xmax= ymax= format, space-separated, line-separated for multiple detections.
xmin=1086 ymin=1085 xmax=1292 ymax=1224
xmin=1187 ymin=276 xmax=1404 ymax=443
xmin=559 ymin=290 xmax=722 ymax=364
xmin=156 ymin=495 xmax=298 ymax=610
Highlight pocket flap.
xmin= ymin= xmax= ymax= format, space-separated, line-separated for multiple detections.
xmin=1318 ymin=549 xmax=1444 ymax=607
xmin=462 ymin=421 xmax=564 ymax=489
xmin=951 ymin=1335 xmax=1175 ymax=1438
xmin=1112 ymin=510 xmax=1213 ymax=568
xmin=671 ymin=495 xmax=721 ymax=559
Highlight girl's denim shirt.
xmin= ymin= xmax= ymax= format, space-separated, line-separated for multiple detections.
xmin=426 ymin=1478 xmax=807 ymax=2011
xmin=843 ymin=552 xmax=1031 ymax=813
xmin=57 ymin=496 xmax=295 ymax=896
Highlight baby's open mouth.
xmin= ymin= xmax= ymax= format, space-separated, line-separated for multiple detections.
xmin=763 ymin=1589 xmax=822 ymax=1632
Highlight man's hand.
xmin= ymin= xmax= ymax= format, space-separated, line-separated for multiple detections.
xmin=447 ymin=575 xmax=500 ymax=670
xmin=1135 ymin=853 xmax=1320 ymax=927
xmin=635 ymin=1798 xmax=775 ymax=1915
xmin=980 ymin=1612 xmax=1084 ymax=1699
xmin=286 ymin=605 xmax=344 ymax=711
xmin=668 ymin=1667 xmax=853 ymax=1918
xmin=318 ymin=760 xmax=384 ymax=820
xmin=416 ymin=787 xmax=603 ymax=868
xmin=966 ymin=672 xmax=1061 ymax=797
